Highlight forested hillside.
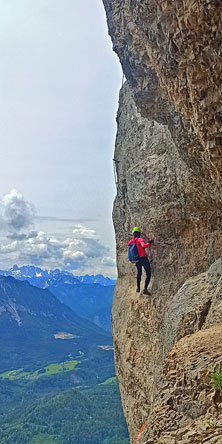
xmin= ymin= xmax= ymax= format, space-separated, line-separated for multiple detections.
xmin=0 ymin=380 xmax=129 ymax=444
xmin=0 ymin=275 xmax=129 ymax=443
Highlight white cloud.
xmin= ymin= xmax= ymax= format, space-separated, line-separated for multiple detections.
xmin=1 ymin=189 xmax=35 ymax=232
xmin=72 ymin=225 xmax=97 ymax=238
xmin=0 ymin=200 xmax=117 ymax=276
xmin=101 ymin=256 xmax=116 ymax=267
xmin=0 ymin=241 xmax=18 ymax=254
xmin=63 ymin=250 xmax=85 ymax=261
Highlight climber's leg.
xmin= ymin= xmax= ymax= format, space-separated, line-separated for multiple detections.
xmin=135 ymin=259 xmax=143 ymax=291
xmin=142 ymin=257 xmax=151 ymax=289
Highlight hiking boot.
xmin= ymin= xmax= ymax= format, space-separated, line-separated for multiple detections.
xmin=143 ymin=288 xmax=151 ymax=295
xmin=136 ymin=287 xmax=140 ymax=293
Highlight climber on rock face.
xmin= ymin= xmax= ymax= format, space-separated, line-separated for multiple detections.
xmin=127 ymin=227 xmax=153 ymax=295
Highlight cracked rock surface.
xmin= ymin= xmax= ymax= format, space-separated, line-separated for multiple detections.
xmin=103 ymin=1 xmax=222 ymax=442
xmin=138 ymin=326 xmax=222 ymax=444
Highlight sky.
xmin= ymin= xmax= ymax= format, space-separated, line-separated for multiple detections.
xmin=0 ymin=0 xmax=122 ymax=277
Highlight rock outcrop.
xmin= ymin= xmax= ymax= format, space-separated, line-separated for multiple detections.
xmin=137 ymin=325 xmax=222 ymax=444
xmin=102 ymin=1 xmax=222 ymax=443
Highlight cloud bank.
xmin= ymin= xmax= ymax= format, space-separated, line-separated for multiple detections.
xmin=0 ymin=190 xmax=116 ymax=276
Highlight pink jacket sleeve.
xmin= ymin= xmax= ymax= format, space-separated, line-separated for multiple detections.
xmin=139 ymin=238 xmax=150 ymax=248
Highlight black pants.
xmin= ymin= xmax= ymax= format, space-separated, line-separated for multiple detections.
xmin=136 ymin=257 xmax=151 ymax=289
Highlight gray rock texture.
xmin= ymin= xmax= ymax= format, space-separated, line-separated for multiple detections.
xmin=164 ymin=258 xmax=222 ymax=353
xmin=102 ymin=1 xmax=222 ymax=443
xmin=103 ymin=0 xmax=222 ymax=174
xmin=111 ymin=83 xmax=222 ymax=443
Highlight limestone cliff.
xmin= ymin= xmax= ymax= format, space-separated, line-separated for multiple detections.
xmin=102 ymin=1 xmax=222 ymax=443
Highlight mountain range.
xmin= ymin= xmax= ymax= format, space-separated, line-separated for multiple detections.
xmin=0 ymin=265 xmax=115 ymax=332
xmin=0 ymin=275 xmax=113 ymax=378
xmin=0 ymin=274 xmax=129 ymax=443
xmin=0 ymin=265 xmax=116 ymax=288
xmin=0 ymin=265 xmax=128 ymax=444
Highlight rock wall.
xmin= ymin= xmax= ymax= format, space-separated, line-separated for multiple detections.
xmin=138 ymin=325 xmax=222 ymax=444
xmin=102 ymin=1 xmax=222 ymax=443
xmin=103 ymin=0 xmax=222 ymax=174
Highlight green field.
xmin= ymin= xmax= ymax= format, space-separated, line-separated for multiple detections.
xmin=0 ymin=360 xmax=78 ymax=381
xmin=101 ymin=377 xmax=117 ymax=385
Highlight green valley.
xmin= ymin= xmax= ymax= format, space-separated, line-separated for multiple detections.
xmin=0 ymin=380 xmax=129 ymax=444
xmin=0 ymin=275 xmax=129 ymax=443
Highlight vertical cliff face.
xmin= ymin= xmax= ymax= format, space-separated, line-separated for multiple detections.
xmin=103 ymin=0 xmax=222 ymax=174
xmin=103 ymin=1 xmax=222 ymax=443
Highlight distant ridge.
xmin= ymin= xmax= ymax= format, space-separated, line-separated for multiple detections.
xmin=0 ymin=265 xmax=116 ymax=288
xmin=0 ymin=275 xmax=113 ymax=374
xmin=0 ymin=265 xmax=116 ymax=332
xmin=77 ymin=273 xmax=116 ymax=286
